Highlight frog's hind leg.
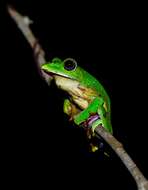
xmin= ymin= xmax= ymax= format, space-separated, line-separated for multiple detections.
xmin=63 ymin=99 xmax=80 ymax=121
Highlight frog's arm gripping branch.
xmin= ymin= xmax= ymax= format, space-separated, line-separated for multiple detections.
xmin=7 ymin=5 xmax=148 ymax=190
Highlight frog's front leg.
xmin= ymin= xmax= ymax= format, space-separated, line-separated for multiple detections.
xmin=63 ymin=99 xmax=80 ymax=121
xmin=73 ymin=97 xmax=108 ymax=152
xmin=74 ymin=97 xmax=104 ymax=125
xmin=74 ymin=97 xmax=112 ymax=133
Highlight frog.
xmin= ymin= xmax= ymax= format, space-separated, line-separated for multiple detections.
xmin=41 ymin=57 xmax=113 ymax=152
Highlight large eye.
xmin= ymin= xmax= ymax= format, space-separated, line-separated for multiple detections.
xmin=63 ymin=58 xmax=77 ymax=71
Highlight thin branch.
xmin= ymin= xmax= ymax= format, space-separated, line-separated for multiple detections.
xmin=95 ymin=126 xmax=148 ymax=190
xmin=7 ymin=5 xmax=52 ymax=84
xmin=7 ymin=5 xmax=148 ymax=190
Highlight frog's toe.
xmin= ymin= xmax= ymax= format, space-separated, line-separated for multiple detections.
xmin=90 ymin=143 xmax=98 ymax=152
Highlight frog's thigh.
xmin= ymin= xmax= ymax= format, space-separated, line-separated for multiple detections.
xmin=63 ymin=99 xmax=72 ymax=116
xmin=63 ymin=99 xmax=80 ymax=118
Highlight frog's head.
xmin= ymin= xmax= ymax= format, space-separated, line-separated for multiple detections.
xmin=41 ymin=58 xmax=84 ymax=81
xmin=41 ymin=58 xmax=102 ymax=109
xmin=42 ymin=58 xmax=90 ymax=101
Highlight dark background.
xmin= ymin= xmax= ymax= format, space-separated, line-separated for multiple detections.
xmin=2 ymin=0 xmax=147 ymax=189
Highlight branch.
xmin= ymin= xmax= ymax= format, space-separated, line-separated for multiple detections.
xmin=7 ymin=5 xmax=148 ymax=190
xmin=95 ymin=125 xmax=148 ymax=190
xmin=7 ymin=5 xmax=52 ymax=84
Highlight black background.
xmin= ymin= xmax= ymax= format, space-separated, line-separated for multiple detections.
xmin=2 ymin=0 xmax=148 ymax=189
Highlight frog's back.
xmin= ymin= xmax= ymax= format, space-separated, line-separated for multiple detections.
xmin=80 ymin=69 xmax=111 ymax=109
xmin=81 ymin=68 xmax=112 ymax=130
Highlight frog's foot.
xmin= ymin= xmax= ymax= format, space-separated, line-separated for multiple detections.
xmin=63 ymin=99 xmax=80 ymax=121
xmin=89 ymin=140 xmax=105 ymax=152
xmin=80 ymin=113 xmax=110 ymax=155
xmin=90 ymin=143 xmax=98 ymax=152
xmin=84 ymin=115 xmax=102 ymax=152
xmin=81 ymin=114 xmax=100 ymax=132
xmin=89 ymin=138 xmax=106 ymax=153
xmin=87 ymin=114 xmax=100 ymax=127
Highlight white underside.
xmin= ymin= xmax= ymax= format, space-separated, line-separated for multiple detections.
xmin=54 ymin=75 xmax=89 ymax=109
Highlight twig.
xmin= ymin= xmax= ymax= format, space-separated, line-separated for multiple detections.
xmin=7 ymin=5 xmax=52 ymax=84
xmin=95 ymin=126 xmax=148 ymax=190
xmin=7 ymin=5 xmax=148 ymax=190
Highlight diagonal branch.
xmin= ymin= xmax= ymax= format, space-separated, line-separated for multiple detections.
xmin=7 ymin=5 xmax=52 ymax=84
xmin=7 ymin=5 xmax=148 ymax=190
xmin=95 ymin=125 xmax=148 ymax=190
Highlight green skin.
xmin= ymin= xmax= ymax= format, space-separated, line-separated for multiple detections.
xmin=42 ymin=58 xmax=113 ymax=151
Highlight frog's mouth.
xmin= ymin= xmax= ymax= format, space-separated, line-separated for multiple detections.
xmin=42 ymin=69 xmax=54 ymax=76
xmin=42 ymin=69 xmax=74 ymax=80
xmin=41 ymin=70 xmax=53 ymax=78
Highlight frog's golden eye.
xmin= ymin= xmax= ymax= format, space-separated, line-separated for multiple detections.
xmin=63 ymin=58 xmax=77 ymax=71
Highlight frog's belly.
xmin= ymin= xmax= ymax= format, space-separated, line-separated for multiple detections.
xmin=54 ymin=75 xmax=95 ymax=109
xmin=72 ymin=95 xmax=89 ymax=110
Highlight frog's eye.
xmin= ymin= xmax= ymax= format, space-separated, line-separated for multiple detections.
xmin=63 ymin=58 xmax=77 ymax=71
